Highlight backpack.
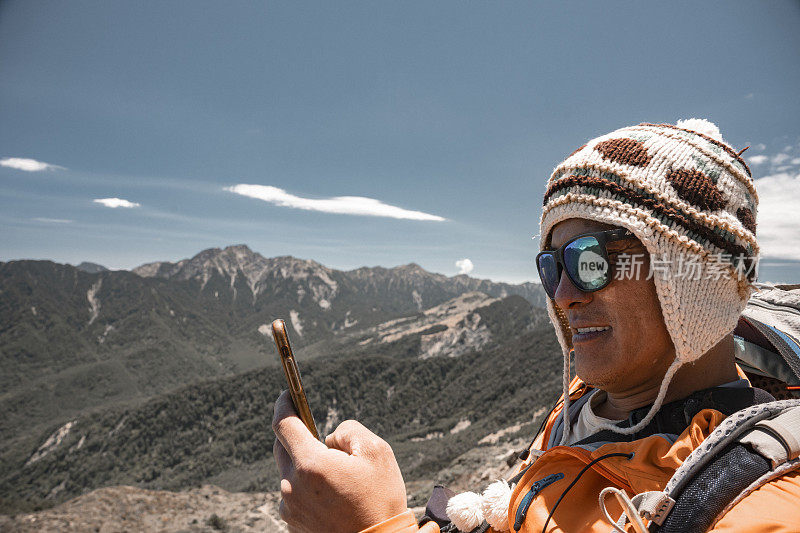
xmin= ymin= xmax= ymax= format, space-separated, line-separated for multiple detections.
xmin=607 ymin=283 xmax=800 ymax=533
xmin=733 ymin=283 xmax=800 ymax=400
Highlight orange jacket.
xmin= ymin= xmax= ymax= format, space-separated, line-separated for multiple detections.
xmin=362 ymin=378 xmax=800 ymax=533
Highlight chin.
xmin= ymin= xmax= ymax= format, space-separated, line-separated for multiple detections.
xmin=575 ymin=370 xmax=618 ymax=392
xmin=573 ymin=348 xmax=619 ymax=390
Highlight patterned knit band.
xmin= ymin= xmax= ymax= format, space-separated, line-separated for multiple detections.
xmin=539 ymin=119 xmax=759 ymax=441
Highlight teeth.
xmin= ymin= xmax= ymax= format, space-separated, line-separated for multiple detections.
xmin=576 ymin=326 xmax=610 ymax=334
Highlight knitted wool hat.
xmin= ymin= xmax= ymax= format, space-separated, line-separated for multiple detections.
xmin=540 ymin=119 xmax=760 ymax=442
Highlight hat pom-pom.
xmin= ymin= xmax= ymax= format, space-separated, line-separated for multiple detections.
xmin=676 ymin=118 xmax=724 ymax=143
xmin=481 ymin=480 xmax=512 ymax=531
xmin=446 ymin=491 xmax=485 ymax=532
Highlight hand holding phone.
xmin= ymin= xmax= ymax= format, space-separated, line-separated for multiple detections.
xmin=270 ymin=325 xmax=407 ymax=531
xmin=271 ymin=318 xmax=320 ymax=440
xmin=272 ymin=391 xmax=408 ymax=532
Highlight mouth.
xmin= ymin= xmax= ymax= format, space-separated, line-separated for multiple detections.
xmin=571 ymin=325 xmax=612 ymax=343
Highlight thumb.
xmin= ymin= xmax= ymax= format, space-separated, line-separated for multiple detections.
xmin=272 ymin=390 xmax=325 ymax=463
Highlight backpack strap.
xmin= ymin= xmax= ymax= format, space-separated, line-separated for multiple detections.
xmin=653 ymin=443 xmax=772 ymax=532
xmin=612 ymin=400 xmax=800 ymax=533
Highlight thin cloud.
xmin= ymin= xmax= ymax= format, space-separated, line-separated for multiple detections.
xmin=772 ymin=153 xmax=791 ymax=165
xmin=225 ymin=184 xmax=446 ymax=221
xmin=93 ymin=198 xmax=141 ymax=208
xmin=455 ymin=258 xmax=474 ymax=275
xmin=755 ymin=171 xmax=800 ymax=261
xmin=32 ymin=217 xmax=73 ymax=224
xmin=1 ymin=157 xmax=63 ymax=172
xmin=748 ymin=142 xmax=800 ymax=178
xmin=759 ymin=261 xmax=799 ymax=267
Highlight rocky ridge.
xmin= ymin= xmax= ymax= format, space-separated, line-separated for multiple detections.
xmin=133 ymin=245 xmax=546 ymax=313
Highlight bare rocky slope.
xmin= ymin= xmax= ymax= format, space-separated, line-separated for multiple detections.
xmin=0 ymin=485 xmax=286 ymax=532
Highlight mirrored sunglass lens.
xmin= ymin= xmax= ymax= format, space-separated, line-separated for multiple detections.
xmin=537 ymin=253 xmax=559 ymax=296
xmin=563 ymin=236 xmax=609 ymax=290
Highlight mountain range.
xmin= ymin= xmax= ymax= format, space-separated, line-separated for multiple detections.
xmin=0 ymin=245 xmax=556 ymax=516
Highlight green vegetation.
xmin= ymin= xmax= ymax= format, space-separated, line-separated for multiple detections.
xmin=206 ymin=513 xmax=228 ymax=531
xmin=0 ymin=319 xmax=560 ymax=513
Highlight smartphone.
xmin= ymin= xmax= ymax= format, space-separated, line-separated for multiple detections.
xmin=271 ymin=318 xmax=321 ymax=441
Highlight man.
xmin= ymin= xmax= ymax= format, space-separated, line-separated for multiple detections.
xmin=272 ymin=119 xmax=800 ymax=532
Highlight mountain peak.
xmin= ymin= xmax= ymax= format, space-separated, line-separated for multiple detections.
xmin=222 ymin=244 xmax=254 ymax=255
xmin=132 ymin=246 xmax=338 ymax=304
xmin=393 ymin=262 xmax=426 ymax=273
xmin=75 ymin=262 xmax=108 ymax=274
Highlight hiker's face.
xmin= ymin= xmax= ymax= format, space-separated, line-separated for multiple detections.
xmin=549 ymin=218 xmax=675 ymax=394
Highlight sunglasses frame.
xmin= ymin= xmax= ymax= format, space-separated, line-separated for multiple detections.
xmin=536 ymin=228 xmax=634 ymax=299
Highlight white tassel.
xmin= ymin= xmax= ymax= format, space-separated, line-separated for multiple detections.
xmin=675 ymin=118 xmax=724 ymax=143
xmin=481 ymin=480 xmax=512 ymax=531
xmin=446 ymin=491 xmax=485 ymax=532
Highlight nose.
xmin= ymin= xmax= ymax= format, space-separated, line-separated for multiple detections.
xmin=553 ymin=267 xmax=592 ymax=310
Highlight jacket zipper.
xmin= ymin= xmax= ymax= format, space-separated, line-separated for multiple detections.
xmin=514 ymin=473 xmax=565 ymax=531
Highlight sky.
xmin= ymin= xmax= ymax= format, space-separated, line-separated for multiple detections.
xmin=1 ymin=1 xmax=799 ymax=284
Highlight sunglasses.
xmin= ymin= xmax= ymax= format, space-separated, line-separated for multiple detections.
xmin=536 ymin=228 xmax=634 ymax=299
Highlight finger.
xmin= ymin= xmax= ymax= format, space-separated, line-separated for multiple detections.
xmin=273 ymin=438 xmax=294 ymax=481
xmin=279 ymin=498 xmax=292 ymax=526
xmin=325 ymin=419 xmax=378 ymax=456
xmin=272 ymin=390 xmax=325 ymax=463
xmin=279 ymin=480 xmax=301 ymax=528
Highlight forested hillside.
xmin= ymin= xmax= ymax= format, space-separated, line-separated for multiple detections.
xmin=1 ymin=316 xmax=560 ymax=513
